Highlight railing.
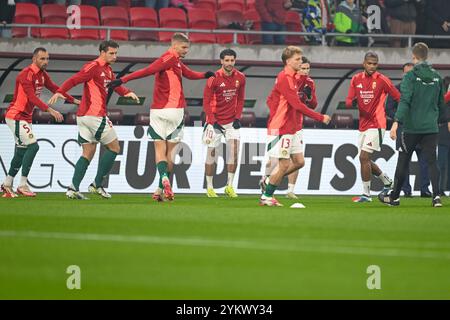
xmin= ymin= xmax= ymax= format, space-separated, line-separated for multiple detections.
xmin=4 ymin=23 xmax=450 ymax=47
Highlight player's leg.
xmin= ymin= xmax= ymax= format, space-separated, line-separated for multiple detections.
xmin=224 ymin=123 xmax=240 ymax=198
xmin=419 ymin=134 xmax=442 ymax=206
xmin=284 ymin=130 xmax=305 ymax=199
xmin=205 ymin=146 xmax=218 ymax=197
xmin=286 ymin=170 xmax=299 ymax=199
xmin=370 ymin=161 xmax=393 ymax=189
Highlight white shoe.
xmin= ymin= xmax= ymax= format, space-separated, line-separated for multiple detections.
xmin=259 ymin=195 xmax=283 ymax=207
xmin=88 ymin=183 xmax=111 ymax=199
xmin=66 ymin=188 xmax=88 ymax=200
xmin=285 ymin=192 xmax=298 ymax=199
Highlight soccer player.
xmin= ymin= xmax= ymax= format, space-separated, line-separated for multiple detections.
xmin=1 ymin=47 xmax=75 ymax=198
xmin=260 ymin=46 xmax=330 ymax=207
xmin=379 ymin=43 xmax=449 ymax=208
xmin=346 ymin=52 xmax=400 ymax=203
xmin=109 ymin=33 xmax=214 ymax=202
xmin=48 ymin=40 xmax=139 ymax=200
xmin=285 ymin=56 xmax=317 ymax=199
xmin=202 ymin=49 xmax=246 ymax=198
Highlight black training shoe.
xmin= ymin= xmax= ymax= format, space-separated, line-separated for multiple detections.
xmin=378 ymin=189 xmax=400 ymax=206
xmin=432 ymin=196 xmax=443 ymax=208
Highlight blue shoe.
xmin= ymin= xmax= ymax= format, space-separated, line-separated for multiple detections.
xmin=352 ymin=195 xmax=372 ymax=203
xmin=378 ymin=189 xmax=400 ymax=206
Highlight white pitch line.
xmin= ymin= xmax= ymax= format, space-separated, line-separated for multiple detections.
xmin=1 ymin=230 xmax=450 ymax=260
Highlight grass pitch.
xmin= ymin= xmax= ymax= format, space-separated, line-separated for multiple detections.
xmin=0 ymin=193 xmax=449 ymax=299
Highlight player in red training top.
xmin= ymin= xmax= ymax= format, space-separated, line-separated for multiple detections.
xmin=48 ymin=41 xmax=139 ymax=200
xmin=346 ymin=52 xmax=401 ymax=203
xmin=109 ymin=33 xmax=214 ymax=202
xmin=202 ymin=49 xmax=246 ymax=198
xmin=260 ymin=46 xmax=330 ymax=207
xmin=1 ymin=47 xmax=77 ymax=198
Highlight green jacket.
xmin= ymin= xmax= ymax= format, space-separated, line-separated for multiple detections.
xmin=334 ymin=2 xmax=363 ymax=44
xmin=395 ymin=61 xmax=447 ymax=134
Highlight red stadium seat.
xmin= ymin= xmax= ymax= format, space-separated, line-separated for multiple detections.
xmin=40 ymin=4 xmax=70 ymax=40
xmin=69 ymin=5 xmax=100 ymax=40
xmin=100 ymin=6 xmax=129 ymax=41
xmin=240 ymin=111 xmax=256 ymax=127
xmin=330 ymin=113 xmax=354 ymax=129
xmin=243 ymin=10 xmax=262 ymax=44
xmin=216 ymin=9 xmax=246 ymax=44
xmin=129 ymin=7 xmax=159 ymax=41
xmin=12 ymin=3 xmax=41 ymax=38
xmin=33 ymin=109 xmax=53 ymax=124
xmin=285 ymin=11 xmax=306 ymax=45
xmin=218 ymin=0 xmax=245 ymax=11
xmin=158 ymin=8 xmax=187 ymax=42
xmin=117 ymin=0 xmax=131 ymax=9
xmin=107 ymin=109 xmax=124 ymax=125
xmin=188 ymin=8 xmax=216 ymax=43
xmin=135 ymin=113 xmax=149 ymax=125
xmin=246 ymin=0 xmax=256 ymax=11
xmin=193 ymin=0 xmax=217 ymax=11
xmin=65 ymin=112 xmax=77 ymax=125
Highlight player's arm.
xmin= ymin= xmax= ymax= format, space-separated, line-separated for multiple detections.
xmin=445 ymin=90 xmax=450 ymax=104
xmin=203 ymin=77 xmax=217 ymax=124
xmin=43 ymin=72 xmax=78 ymax=104
xmin=112 ymin=73 xmax=140 ymax=103
xmin=120 ymin=56 xmax=175 ymax=85
xmin=278 ymin=75 xmax=328 ymax=123
xmin=345 ymin=77 xmax=357 ymax=108
xmin=383 ymin=76 xmax=401 ymax=102
xmin=438 ymin=80 xmax=449 ymax=126
xmin=236 ymin=76 xmax=246 ymax=120
xmin=181 ymin=62 xmax=211 ymax=80
xmin=304 ymin=79 xmax=318 ymax=109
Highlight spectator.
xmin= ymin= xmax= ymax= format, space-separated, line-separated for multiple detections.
xmin=300 ymin=0 xmax=327 ymax=45
xmin=0 ymin=0 xmax=15 ymax=38
xmin=145 ymin=0 xmax=169 ymax=10
xmin=384 ymin=0 xmax=424 ymax=48
xmin=425 ymin=0 xmax=450 ymax=48
xmin=171 ymin=0 xmax=193 ymax=12
xmin=255 ymin=0 xmax=292 ymax=45
xmin=334 ymin=0 xmax=365 ymax=46
xmin=437 ymin=76 xmax=450 ymax=196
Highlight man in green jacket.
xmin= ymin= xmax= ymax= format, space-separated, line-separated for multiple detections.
xmin=334 ymin=0 xmax=365 ymax=46
xmin=379 ymin=42 xmax=449 ymax=207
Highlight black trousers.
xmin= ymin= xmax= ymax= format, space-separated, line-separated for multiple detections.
xmin=392 ymin=132 xmax=440 ymax=199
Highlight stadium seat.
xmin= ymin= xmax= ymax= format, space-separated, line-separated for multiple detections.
xmin=330 ymin=113 xmax=354 ymax=129
xmin=240 ymin=111 xmax=256 ymax=127
xmin=40 ymin=4 xmax=70 ymax=40
xmin=100 ymin=6 xmax=129 ymax=41
xmin=285 ymin=11 xmax=306 ymax=45
xmin=243 ymin=10 xmax=262 ymax=44
xmin=193 ymin=0 xmax=217 ymax=11
xmin=69 ymin=5 xmax=100 ymax=40
xmin=107 ymin=109 xmax=124 ymax=125
xmin=245 ymin=0 xmax=256 ymax=11
xmin=33 ymin=109 xmax=53 ymax=124
xmin=216 ymin=9 xmax=246 ymax=44
xmin=135 ymin=113 xmax=149 ymax=126
xmin=158 ymin=8 xmax=188 ymax=42
xmin=129 ymin=7 xmax=159 ymax=42
xmin=218 ymin=0 xmax=245 ymax=11
xmin=116 ymin=0 xmax=131 ymax=9
xmin=0 ymin=109 xmax=6 ymax=124
xmin=188 ymin=8 xmax=216 ymax=44
xmin=65 ymin=112 xmax=77 ymax=125
xmin=12 ymin=3 xmax=41 ymax=38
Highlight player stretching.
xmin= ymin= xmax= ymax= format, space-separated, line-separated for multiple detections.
xmin=346 ymin=52 xmax=400 ymax=202
xmin=202 ymin=49 xmax=246 ymax=198
xmin=109 ymin=33 xmax=214 ymax=201
xmin=48 ymin=41 xmax=139 ymax=199
xmin=260 ymin=46 xmax=330 ymax=206
xmin=1 ymin=47 xmax=75 ymax=198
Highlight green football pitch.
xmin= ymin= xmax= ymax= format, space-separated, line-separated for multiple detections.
xmin=0 ymin=193 xmax=449 ymax=299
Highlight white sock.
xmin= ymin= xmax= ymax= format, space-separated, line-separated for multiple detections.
xmin=227 ymin=173 xmax=235 ymax=186
xmin=19 ymin=176 xmax=28 ymax=187
xmin=287 ymin=183 xmax=295 ymax=193
xmin=265 ymin=176 xmax=270 ymax=185
xmin=363 ymin=181 xmax=371 ymax=197
xmin=377 ymin=172 xmax=392 ymax=186
xmin=3 ymin=175 xmax=14 ymax=187
xmin=206 ymin=176 xmax=213 ymax=189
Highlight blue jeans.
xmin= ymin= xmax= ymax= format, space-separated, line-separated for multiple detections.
xmin=145 ymin=0 xmax=169 ymax=9
xmin=438 ymin=144 xmax=449 ymax=193
xmin=261 ymin=22 xmax=286 ymax=45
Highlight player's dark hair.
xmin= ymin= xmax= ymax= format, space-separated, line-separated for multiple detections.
xmin=364 ymin=51 xmax=378 ymax=61
xmin=99 ymin=40 xmax=119 ymax=53
xmin=402 ymin=62 xmax=414 ymax=72
xmin=301 ymin=56 xmax=310 ymax=64
xmin=33 ymin=47 xmax=47 ymax=56
xmin=412 ymin=42 xmax=428 ymax=61
xmin=282 ymin=46 xmax=303 ymax=65
xmin=220 ymin=49 xmax=237 ymax=60
xmin=172 ymin=32 xmax=190 ymax=43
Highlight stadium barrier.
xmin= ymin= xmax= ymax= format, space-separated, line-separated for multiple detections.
xmin=0 ymin=125 xmax=428 ymax=195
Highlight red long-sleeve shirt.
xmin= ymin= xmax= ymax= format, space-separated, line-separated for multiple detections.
xmin=121 ymin=49 xmax=206 ymax=109
xmin=346 ymin=71 xmax=400 ymax=131
xmin=255 ymin=0 xmax=288 ymax=25
xmin=57 ymin=58 xmax=130 ymax=117
xmin=267 ymin=67 xmax=325 ymax=136
xmin=203 ymin=68 xmax=246 ymax=125
xmin=6 ymin=64 xmax=74 ymax=123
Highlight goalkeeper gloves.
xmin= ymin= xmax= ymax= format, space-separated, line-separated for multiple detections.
xmin=205 ymin=71 xmax=215 ymax=78
xmin=303 ymin=86 xmax=312 ymax=100
xmin=108 ymin=78 xmax=123 ymax=89
xmin=232 ymin=119 xmax=241 ymax=129
xmin=213 ymin=122 xmax=225 ymax=134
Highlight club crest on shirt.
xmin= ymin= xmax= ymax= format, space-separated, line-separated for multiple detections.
xmin=372 ymin=82 xmax=377 ymax=90
xmin=235 ymin=80 xmax=240 ymax=88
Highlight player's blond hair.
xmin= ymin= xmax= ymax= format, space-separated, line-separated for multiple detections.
xmin=171 ymin=33 xmax=190 ymax=44
xmin=282 ymin=46 xmax=303 ymax=65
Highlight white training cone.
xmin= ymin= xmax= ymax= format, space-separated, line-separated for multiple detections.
xmin=290 ymin=203 xmax=306 ymax=209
